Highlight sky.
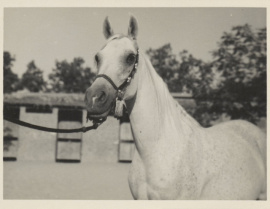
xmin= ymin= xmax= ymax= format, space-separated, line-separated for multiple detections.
xmin=4 ymin=8 xmax=266 ymax=79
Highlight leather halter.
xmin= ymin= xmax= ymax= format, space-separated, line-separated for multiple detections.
xmin=94 ymin=49 xmax=139 ymax=101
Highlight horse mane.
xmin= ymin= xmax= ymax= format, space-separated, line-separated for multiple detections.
xmin=141 ymin=53 xmax=201 ymax=136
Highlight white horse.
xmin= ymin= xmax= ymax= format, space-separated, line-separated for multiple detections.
xmin=84 ymin=16 xmax=267 ymax=200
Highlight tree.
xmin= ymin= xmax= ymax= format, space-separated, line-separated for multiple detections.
xmin=146 ymin=45 xmax=213 ymax=95
xmin=146 ymin=24 xmax=266 ymax=127
xmin=48 ymin=57 xmax=96 ymax=93
xmin=19 ymin=61 xmax=46 ymax=92
xmin=177 ymin=51 xmax=215 ymax=126
xmin=209 ymin=24 xmax=266 ymax=124
xmin=146 ymin=44 xmax=180 ymax=92
xmin=3 ymin=51 xmax=19 ymax=93
xmin=146 ymin=45 xmax=215 ymax=125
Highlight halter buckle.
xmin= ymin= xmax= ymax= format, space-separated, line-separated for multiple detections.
xmin=117 ymin=89 xmax=124 ymax=100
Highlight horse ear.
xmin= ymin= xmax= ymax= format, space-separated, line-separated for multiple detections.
xmin=103 ymin=16 xmax=114 ymax=39
xmin=128 ymin=15 xmax=138 ymax=39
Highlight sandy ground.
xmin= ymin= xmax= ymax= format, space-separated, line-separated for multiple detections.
xmin=4 ymin=161 xmax=133 ymax=200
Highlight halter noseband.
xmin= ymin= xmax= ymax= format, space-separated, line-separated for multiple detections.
xmin=94 ymin=49 xmax=139 ymax=101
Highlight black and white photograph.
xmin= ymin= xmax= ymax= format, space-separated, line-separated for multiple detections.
xmin=2 ymin=1 xmax=268 ymax=209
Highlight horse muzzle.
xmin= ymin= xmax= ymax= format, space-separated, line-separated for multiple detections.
xmin=85 ymin=78 xmax=117 ymax=121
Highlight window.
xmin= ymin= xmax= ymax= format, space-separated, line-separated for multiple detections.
xmin=56 ymin=109 xmax=83 ymax=163
xmin=118 ymin=116 xmax=135 ymax=162
xmin=26 ymin=106 xmax=53 ymax=113
xmin=3 ymin=106 xmax=20 ymax=161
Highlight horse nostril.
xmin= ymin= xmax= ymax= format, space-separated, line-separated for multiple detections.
xmin=97 ymin=91 xmax=107 ymax=103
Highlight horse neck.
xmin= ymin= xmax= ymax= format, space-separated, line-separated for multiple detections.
xmin=126 ymin=54 xmax=202 ymax=158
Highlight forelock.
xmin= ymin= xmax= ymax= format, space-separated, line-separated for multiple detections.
xmin=101 ymin=34 xmax=138 ymax=51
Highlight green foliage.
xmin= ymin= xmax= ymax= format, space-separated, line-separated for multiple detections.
xmin=3 ymin=51 xmax=19 ymax=93
xmin=146 ymin=25 xmax=266 ymax=126
xmin=19 ymin=61 xmax=46 ymax=92
xmin=48 ymin=57 xmax=96 ymax=93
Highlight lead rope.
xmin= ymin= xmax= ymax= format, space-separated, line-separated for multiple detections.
xmin=4 ymin=115 xmax=103 ymax=133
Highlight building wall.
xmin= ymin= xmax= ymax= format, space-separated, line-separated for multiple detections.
xmin=5 ymin=106 xmax=121 ymax=163
xmin=17 ymin=107 xmax=58 ymax=162
xmin=82 ymin=111 xmax=120 ymax=163
xmin=4 ymin=101 xmax=266 ymax=163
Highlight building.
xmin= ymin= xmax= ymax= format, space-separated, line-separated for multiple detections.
xmin=4 ymin=92 xmax=195 ymax=163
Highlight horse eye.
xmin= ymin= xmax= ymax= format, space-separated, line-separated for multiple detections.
xmin=126 ymin=54 xmax=135 ymax=65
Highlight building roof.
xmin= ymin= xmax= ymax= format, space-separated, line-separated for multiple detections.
xmin=4 ymin=92 xmax=85 ymax=108
xmin=171 ymin=92 xmax=192 ymax=98
xmin=4 ymin=92 xmax=195 ymax=109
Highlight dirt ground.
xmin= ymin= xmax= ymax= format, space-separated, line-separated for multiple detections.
xmin=4 ymin=161 xmax=133 ymax=200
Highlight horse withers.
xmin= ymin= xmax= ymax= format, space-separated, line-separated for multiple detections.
xmin=84 ymin=15 xmax=267 ymax=200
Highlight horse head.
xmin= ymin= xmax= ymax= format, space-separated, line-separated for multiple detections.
xmin=85 ymin=15 xmax=139 ymax=122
